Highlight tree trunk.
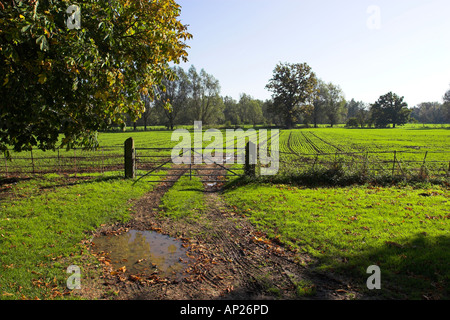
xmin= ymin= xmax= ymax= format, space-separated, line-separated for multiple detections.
xmin=285 ymin=114 xmax=294 ymax=129
xmin=169 ymin=115 xmax=174 ymax=131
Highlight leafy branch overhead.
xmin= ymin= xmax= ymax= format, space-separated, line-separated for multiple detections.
xmin=0 ymin=0 xmax=192 ymax=154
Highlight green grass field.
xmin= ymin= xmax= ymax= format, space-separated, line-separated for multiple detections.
xmin=0 ymin=126 xmax=449 ymax=299
xmin=223 ymin=183 xmax=449 ymax=299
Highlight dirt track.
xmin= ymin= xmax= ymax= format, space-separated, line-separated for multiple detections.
xmin=80 ymin=165 xmax=366 ymax=300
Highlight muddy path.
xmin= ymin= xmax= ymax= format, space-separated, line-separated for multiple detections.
xmin=80 ymin=165 xmax=367 ymax=300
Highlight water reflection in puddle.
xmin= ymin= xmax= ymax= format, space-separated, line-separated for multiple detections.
xmin=92 ymin=230 xmax=190 ymax=279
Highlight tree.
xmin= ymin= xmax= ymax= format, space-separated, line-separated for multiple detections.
xmin=154 ymin=67 xmax=190 ymax=130
xmin=417 ymin=102 xmax=444 ymax=124
xmin=345 ymin=99 xmax=369 ymax=127
xmin=247 ymin=100 xmax=264 ymax=126
xmin=237 ymin=94 xmax=263 ymax=126
xmin=310 ymin=79 xmax=327 ymax=128
xmin=265 ymin=62 xmax=318 ymax=129
xmin=0 ymin=0 xmax=191 ymax=155
xmin=322 ymin=82 xmax=346 ymax=127
xmin=370 ymin=92 xmax=411 ymax=128
xmin=139 ymin=93 xmax=154 ymax=131
xmin=345 ymin=99 xmax=366 ymax=120
xmin=346 ymin=118 xmax=359 ymax=128
xmin=310 ymin=80 xmax=346 ymax=127
xmin=262 ymin=99 xmax=283 ymax=126
xmin=444 ymin=87 xmax=450 ymax=123
xmin=355 ymin=107 xmax=370 ymax=128
xmin=223 ymin=96 xmax=240 ymax=125
xmin=187 ymin=66 xmax=224 ymax=125
xmin=444 ymin=88 xmax=450 ymax=104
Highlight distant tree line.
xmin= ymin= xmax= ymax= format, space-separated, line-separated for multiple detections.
xmin=121 ymin=63 xmax=450 ymax=130
xmin=410 ymin=101 xmax=450 ymax=125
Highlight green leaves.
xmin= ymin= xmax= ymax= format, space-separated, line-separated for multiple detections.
xmin=266 ymin=62 xmax=318 ymax=128
xmin=21 ymin=24 xmax=32 ymax=33
xmin=370 ymin=92 xmax=411 ymax=128
xmin=36 ymin=35 xmax=49 ymax=51
xmin=0 ymin=0 xmax=192 ymax=152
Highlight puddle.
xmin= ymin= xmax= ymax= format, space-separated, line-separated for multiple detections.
xmin=91 ymin=230 xmax=190 ymax=280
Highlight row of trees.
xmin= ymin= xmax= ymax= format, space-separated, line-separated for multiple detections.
xmin=130 ymin=65 xmax=266 ymax=130
xmin=127 ymin=62 xmax=450 ymax=130
xmin=410 ymin=102 xmax=450 ymax=125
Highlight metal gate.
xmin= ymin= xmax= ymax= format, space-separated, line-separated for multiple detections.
xmin=132 ymin=146 xmax=247 ymax=184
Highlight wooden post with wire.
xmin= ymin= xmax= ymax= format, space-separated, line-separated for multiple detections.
xmin=124 ymin=138 xmax=135 ymax=179
xmin=245 ymin=141 xmax=256 ymax=178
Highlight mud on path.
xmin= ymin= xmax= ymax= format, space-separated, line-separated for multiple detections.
xmin=80 ymin=165 xmax=367 ymax=300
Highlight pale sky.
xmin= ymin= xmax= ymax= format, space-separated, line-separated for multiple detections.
xmin=177 ymin=0 xmax=450 ymax=107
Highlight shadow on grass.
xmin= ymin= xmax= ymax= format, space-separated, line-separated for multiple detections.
xmin=0 ymin=177 xmax=32 ymax=186
xmin=221 ymin=168 xmax=449 ymax=191
xmin=178 ymin=188 xmax=205 ymax=193
xmin=321 ymin=233 xmax=450 ymax=299
xmin=38 ymin=175 xmax=123 ymax=190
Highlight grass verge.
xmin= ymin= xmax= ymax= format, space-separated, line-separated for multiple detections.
xmin=0 ymin=172 xmax=162 ymax=300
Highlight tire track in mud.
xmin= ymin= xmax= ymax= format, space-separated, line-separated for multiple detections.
xmin=81 ymin=162 xmax=369 ymax=300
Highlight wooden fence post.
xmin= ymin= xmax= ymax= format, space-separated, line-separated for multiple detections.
xmin=392 ymin=151 xmax=397 ymax=176
xmin=363 ymin=151 xmax=369 ymax=175
xmin=57 ymin=148 xmax=61 ymax=173
xmin=312 ymin=154 xmax=319 ymax=171
xmin=420 ymin=151 xmax=428 ymax=177
xmin=422 ymin=151 xmax=428 ymax=167
xmin=245 ymin=141 xmax=256 ymax=178
xmin=101 ymin=147 xmax=105 ymax=174
xmin=74 ymin=149 xmax=77 ymax=173
xmin=124 ymin=138 xmax=135 ymax=179
xmin=3 ymin=154 xmax=8 ymax=177
xmin=30 ymin=149 xmax=35 ymax=174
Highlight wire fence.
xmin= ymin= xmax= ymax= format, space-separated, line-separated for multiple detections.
xmin=278 ymin=150 xmax=450 ymax=178
xmin=0 ymin=147 xmax=124 ymax=176
xmin=1 ymin=146 xmax=449 ymax=179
